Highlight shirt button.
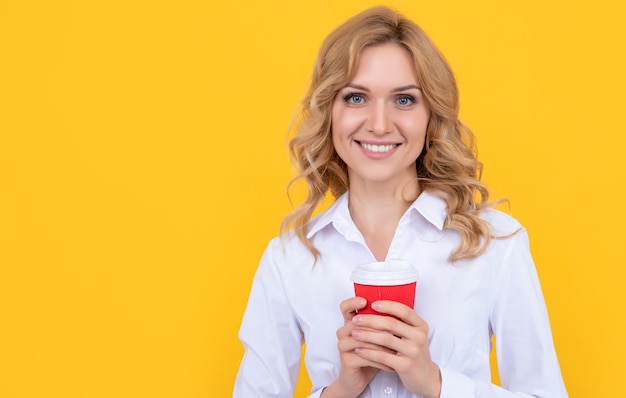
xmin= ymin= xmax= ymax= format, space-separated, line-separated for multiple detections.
xmin=384 ymin=386 xmax=393 ymax=395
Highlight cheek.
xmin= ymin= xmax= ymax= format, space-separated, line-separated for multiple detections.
xmin=331 ymin=106 xmax=347 ymax=134
xmin=401 ymin=109 xmax=430 ymax=136
xmin=332 ymin=109 xmax=365 ymax=141
xmin=330 ymin=106 xmax=340 ymax=142
xmin=331 ymin=111 xmax=344 ymax=153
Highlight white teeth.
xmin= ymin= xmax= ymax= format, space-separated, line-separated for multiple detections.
xmin=360 ymin=142 xmax=398 ymax=153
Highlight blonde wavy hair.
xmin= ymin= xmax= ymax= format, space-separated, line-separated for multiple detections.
xmin=281 ymin=6 xmax=499 ymax=262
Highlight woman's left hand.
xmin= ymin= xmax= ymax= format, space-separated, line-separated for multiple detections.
xmin=350 ymin=300 xmax=442 ymax=398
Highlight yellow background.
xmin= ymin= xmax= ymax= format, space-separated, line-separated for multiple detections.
xmin=1 ymin=0 xmax=624 ymax=396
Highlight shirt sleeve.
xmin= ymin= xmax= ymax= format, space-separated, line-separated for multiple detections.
xmin=438 ymin=230 xmax=568 ymax=397
xmin=233 ymin=240 xmax=305 ymax=398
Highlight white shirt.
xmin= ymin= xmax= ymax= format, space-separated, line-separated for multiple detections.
xmin=234 ymin=191 xmax=568 ymax=397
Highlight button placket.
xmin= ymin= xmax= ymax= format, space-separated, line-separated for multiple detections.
xmin=386 ymin=211 xmax=415 ymax=261
xmin=378 ymin=371 xmax=399 ymax=398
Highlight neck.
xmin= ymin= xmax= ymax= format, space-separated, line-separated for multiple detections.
xmin=348 ymin=180 xmax=419 ymax=225
xmin=347 ymin=177 xmax=421 ymax=261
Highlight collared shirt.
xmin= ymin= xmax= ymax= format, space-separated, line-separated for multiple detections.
xmin=234 ymin=191 xmax=568 ymax=397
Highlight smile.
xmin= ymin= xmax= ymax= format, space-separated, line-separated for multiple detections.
xmin=358 ymin=142 xmax=399 ymax=153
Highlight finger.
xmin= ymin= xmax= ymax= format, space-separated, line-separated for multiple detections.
xmin=370 ymin=301 xmax=427 ymax=328
xmin=338 ymin=334 xmax=394 ymax=354
xmin=351 ymin=327 xmax=412 ymax=354
xmin=356 ymin=340 xmax=430 ymax=375
xmin=353 ymin=313 xmax=425 ymax=343
xmin=336 ymin=332 xmax=396 ymax=372
xmin=340 ymin=297 xmax=367 ymax=321
xmin=343 ymin=351 xmax=395 ymax=373
xmin=354 ymin=348 xmax=395 ymax=372
xmin=352 ymin=313 xmax=409 ymax=338
xmin=341 ymin=325 xmax=401 ymax=349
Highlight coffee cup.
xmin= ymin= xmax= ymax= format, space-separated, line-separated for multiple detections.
xmin=350 ymin=260 xmax=419 ymax=315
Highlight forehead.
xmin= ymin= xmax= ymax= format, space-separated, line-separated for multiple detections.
xmin=350 ymin=43 xmax=418 ymax=86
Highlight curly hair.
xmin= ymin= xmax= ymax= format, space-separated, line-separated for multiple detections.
xmin=281 ymin=6 xmax=498 ymax=262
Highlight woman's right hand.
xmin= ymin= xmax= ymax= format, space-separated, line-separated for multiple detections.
xmin=321 ymin=297 xmax=392 ymax=398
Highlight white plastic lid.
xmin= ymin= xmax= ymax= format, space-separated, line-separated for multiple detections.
xmin=350 ymin=259 xmax=419 ymax=286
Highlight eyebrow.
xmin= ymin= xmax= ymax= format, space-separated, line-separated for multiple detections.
xmin=344 ymin=83 xmax=422 ymax=92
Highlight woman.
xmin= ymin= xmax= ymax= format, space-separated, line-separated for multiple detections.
xmin=234 ymin=6 xmax=567 ymax=398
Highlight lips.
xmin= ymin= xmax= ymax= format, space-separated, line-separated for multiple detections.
xmin=356 ymin=141 xmax=400 ymax=153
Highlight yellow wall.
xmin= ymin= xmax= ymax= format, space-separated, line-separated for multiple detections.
xmin=1 ymin=0 xmax=624 ymax=396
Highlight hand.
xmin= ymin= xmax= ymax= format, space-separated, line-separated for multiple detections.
xmin=322 ymin=297 xmax=391 ymax=398
xmin=350 ymin=300 xmax=442 ymax=398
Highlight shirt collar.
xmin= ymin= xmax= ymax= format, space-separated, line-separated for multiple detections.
xmin=306 ymin=192 xmax=351 ymax=239
xmin=409 ymin=190 xmax=447 ymax=231
xmin=306 ymin=190 xmax=448 ymax=239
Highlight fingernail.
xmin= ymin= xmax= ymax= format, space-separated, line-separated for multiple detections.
xmin=372 ymin=302 xmax=382 ymax=310
xmin=352 ymin=330 xmax=361 ymax=338
xmin=353 ymin=315 xmax=362 ymax=324
xmin=356 ymin=298 xmax=366 ymax=306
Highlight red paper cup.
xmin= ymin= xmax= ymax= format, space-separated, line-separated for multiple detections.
xmin=350 ymin=260 xmax=419 ymax=316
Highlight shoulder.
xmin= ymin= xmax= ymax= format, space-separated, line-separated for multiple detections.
xmin=479 ymin=207 xmax=526 ymax=236
xmin=262 ymin=233 xmax=316 ymax=270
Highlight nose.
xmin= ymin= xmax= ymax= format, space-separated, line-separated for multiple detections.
xmin=367 ymin=101 xmax=391 ymax=135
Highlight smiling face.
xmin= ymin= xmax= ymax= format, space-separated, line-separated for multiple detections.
xmin=331 ymin=42 xmax=430 ymax=190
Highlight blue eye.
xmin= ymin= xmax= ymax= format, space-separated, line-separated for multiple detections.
xmin=396 ymin=95 xmax=415 ymax=106
xmin=344 ymin=93 xmax=365 ymax=104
